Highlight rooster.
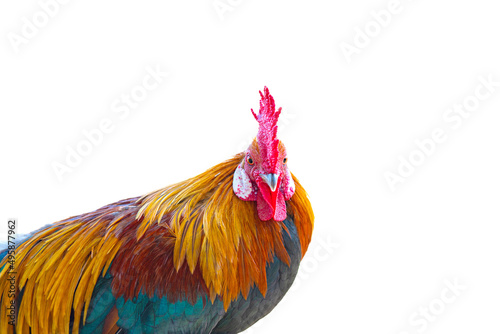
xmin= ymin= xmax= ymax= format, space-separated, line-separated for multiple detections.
xmin=0 ymin=87 xmax=314 ymax=334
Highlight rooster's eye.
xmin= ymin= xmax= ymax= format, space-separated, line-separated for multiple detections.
xmin=247 ymin=156 xmax=254 ymax=165
xmin=283 ymin=158 xmax=288 ymax=164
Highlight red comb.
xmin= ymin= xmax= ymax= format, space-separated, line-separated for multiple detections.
xmin=251 ymin=87 xmax=282 ymax=172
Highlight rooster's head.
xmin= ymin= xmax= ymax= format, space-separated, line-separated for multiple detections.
xmin=233 ymin=87 xmax=295 ymax=222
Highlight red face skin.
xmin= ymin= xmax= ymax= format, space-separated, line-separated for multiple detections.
xmin=243 ymin=141 xmax=293 ymax=221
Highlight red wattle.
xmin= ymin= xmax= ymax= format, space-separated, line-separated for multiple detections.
xmin=274 ymin=191 xmax=287 ymax=221
xmin=256 ymin=177 xmax=287 ymax=222
xmin=257 ymin=191 xmax=273 ymax=221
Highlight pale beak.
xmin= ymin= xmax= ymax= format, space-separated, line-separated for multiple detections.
xmin=261 ymin=173 xmax=279 ymax=192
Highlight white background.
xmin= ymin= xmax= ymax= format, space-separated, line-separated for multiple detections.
xmin=1 ymin=0 xmax=500 ymax=333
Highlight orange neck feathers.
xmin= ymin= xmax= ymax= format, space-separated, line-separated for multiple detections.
xmin=135 ymin=152 xmax=314 ymax=309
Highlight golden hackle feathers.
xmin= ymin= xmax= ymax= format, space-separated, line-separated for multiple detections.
xmin=137 ymin=152 xmax=314 ymax=309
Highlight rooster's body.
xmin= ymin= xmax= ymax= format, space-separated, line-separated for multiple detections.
xmin=0 ymin=88 xmax=314 ymax=334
